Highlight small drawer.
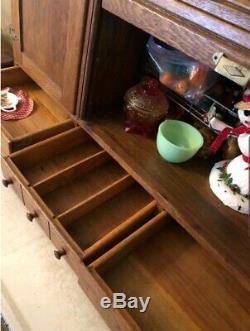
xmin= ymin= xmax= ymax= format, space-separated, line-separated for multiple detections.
xmin=87 ymin=218 xmax=250 ymax=331
xmin=8 ymin=126 xmax=103 ymax=187
xmin=1 ymin=66 xmax=73 ymax=156
xmin=22 ymin=186 xmax=51 ymax=238
xmin=1 ymin=156 xmax=24 ymax=203
xmin=50 ymin=220 xmax=84 ymax=274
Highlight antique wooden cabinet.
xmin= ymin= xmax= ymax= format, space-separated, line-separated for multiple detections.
xmin=1 ymin=1 xmax=250 ymax=330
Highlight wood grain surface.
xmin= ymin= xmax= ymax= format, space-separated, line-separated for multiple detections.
xmin=102 ymin=0 xmax=250 ymax=68
xmin=100 ymin=222 xmax=250 ymax=331
xmin=79 ymin=114 xmax=250 ymax=293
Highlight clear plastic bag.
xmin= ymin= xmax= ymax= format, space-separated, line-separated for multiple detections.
xmin=146 ymin=37 xmax=215 ymax=102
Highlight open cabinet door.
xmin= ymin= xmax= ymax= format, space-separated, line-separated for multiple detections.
xmin=11 ymin=0 xmax=89 ymax=113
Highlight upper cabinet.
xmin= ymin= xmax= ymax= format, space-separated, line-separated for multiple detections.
xmin=11 ymin=0 xmax=89 ymax=113
xmin=102 ymin=0 xmax=250 ymax=69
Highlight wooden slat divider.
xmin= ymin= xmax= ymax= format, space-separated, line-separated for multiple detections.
xmin=58 ymin=174 xmax=134 ymax=227
xmin=10 ymin=126 xmax=90 ymax=168
xmin=10 ymin=119 xmax=75 ymax=151
xmin=83 ymin=200 xmax=157 ymax=262
xmin=90 ymin=210 xmax=170 ymax=273
xmin=33 ymin=150 xmax=110 ymax=195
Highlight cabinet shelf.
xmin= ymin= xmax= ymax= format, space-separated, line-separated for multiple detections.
xmin=79 ymin=112 xmax=250 ymax=292
xmin=95 ymin=221 xmax=250 ymax=331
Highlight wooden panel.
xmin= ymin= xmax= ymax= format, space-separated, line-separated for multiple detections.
xmin=82 ymin=10 xmax=148 ymax=114
xmin=179 ymin=0 xmax=250 ymax=30
xmin=102 ymin=0 xmax=250 ymax=68
xmin=50 ymin=220 xmax=84 ymax=274
xmin=61 ymin=183 xmax=153 ymax=262
xmin=22 ymin=185 xmax=50 ymax=238
xmin=1 ymin=67 xmax=73 ymax=154
xmin=1 ymin=130 xmax=12 ymax=156
xmin=1 ymin=156 xmax=24 ymax=203
xmin=99 ymin=222 xmax=250 ymax=331
xmin=11 ymin=0 xmax=89 ymax=112
xmin=79 ymin=115 xmax=250 ymax=293
xmin=41 ymin=159 xmax=127 ymax=216
xmin=2 ymin=81 xmax=69 ymax=140
xmin=91 ymin=211 xmax=169 ymax=272
xmin=78 ymin=267 xmax=141 ymax=331
xmin=10 ymin=127 xmax=103 ymax=185
xmin=1 ymin=66 xmax=31 ymax=86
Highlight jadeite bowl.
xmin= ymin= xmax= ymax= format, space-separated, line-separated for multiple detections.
xmin=156 ymin=120 xmax=204 ymax=163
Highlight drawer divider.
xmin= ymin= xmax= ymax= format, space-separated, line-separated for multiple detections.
xmin=33 ymin=150 xmax=110 ymax=194
xmin=10 ymin=126 xmax=90 ymax=168
xmin=58 ymin=174 xmax=134 ymax=227
xmin=83 ymin=200 xmax=157 ymax=263
xmin=90 ymin=210 xmax=170 ymax=273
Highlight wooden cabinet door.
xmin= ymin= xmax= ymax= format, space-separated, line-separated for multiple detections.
xmin=11 ymin=0 xmax=89 ymax=113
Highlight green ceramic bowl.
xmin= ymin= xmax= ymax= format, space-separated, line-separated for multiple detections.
xmin=156 ymin=120 xmax=204 ymax=163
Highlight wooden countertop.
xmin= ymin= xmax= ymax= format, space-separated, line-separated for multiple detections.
xmin=78 ymin=113 xmax=250 ymax=293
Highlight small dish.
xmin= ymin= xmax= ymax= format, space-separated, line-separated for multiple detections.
xmin=1 ymin=92 xmax=20 ymax=113
xmin=156 ymin=120 xmax=204 ymax=163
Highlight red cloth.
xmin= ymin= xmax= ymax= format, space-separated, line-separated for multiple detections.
xmin=1 ymin=88 xmax=34 ymax=121
xmin=210 ymin=125 xmax=250 ymax=154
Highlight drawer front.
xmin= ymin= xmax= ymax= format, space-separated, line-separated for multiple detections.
xmin=1 ymin=131 xmax=11 ymax=156
xmin=78 ymin=267 xmax=139 ymax=331
xmin=1 ymin=157 xmax=24 ymax=203
xmin=50 ymin=221 xmax=83 ymax=274
xmin=22 ymin=186 xmax=51 ymax=238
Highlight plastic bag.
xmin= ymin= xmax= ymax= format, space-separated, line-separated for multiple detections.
xmin=146 ymin=37 xmax=215 ymax=102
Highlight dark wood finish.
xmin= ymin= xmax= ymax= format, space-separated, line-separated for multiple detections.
xmin=79 ymin=10 xmax=148 ymax=116
xmin=2 ymin=178 xmax=13 ymax=188
xmin=1 ymin=66 xmax=31 ymax=86
xmin=54 ymin=249 xmax=66 ymax=260
xmin=102 ymin=0 xmax=250 ymax=69
xmin=78 ymin=115 xmax=250 ymax=292
xmin=26 ymin=212 xmax=38 ymax=222
xmin=1 ymin=38 xmax=14 ymax=68
xmin=11 ymin=0 xmax=89 ymax=112
xmin=98 ymin=222 xmax=250 ymax=331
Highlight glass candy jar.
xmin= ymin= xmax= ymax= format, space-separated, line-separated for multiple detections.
xmin=124 ymin=78 xmax=169 ymax=137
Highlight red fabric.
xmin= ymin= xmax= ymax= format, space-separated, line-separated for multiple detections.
xmin=242 ymin=154 xmax=250 ymax=163
xmin=243 ymin=95 xmax=250 ymax=102
xmin=1 ymin=88 xmax=34 ymax=121
xmin=210 ymin=125 xmax=250 ymax=154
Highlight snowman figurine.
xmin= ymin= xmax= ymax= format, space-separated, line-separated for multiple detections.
xmin=209 ymin=89 xmax=250 ymax=215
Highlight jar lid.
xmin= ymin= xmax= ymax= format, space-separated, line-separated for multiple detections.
xmin=124 ymin=78 xmax=169 ymax=116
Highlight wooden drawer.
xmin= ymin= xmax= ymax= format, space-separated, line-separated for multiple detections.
xmin=1 ymin=156 xmax=24 ymax=203
xmin=1 ymin=66 xmax=74 ymax=156
xmin=85 ymin=218 xmax=250 ymax=331
xmin=22 ymin=185 xmax=51 ymax=238
xmin=7 ymin=126 xmax=162 ymax=272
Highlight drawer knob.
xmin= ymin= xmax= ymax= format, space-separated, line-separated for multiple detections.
xmin=26 ymin=212 xmax=38 ymax=222
xmin=2 ymin=178 xmax=13 ymax=187
xmin=54 ymin=249 xmax=66 ymax=260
